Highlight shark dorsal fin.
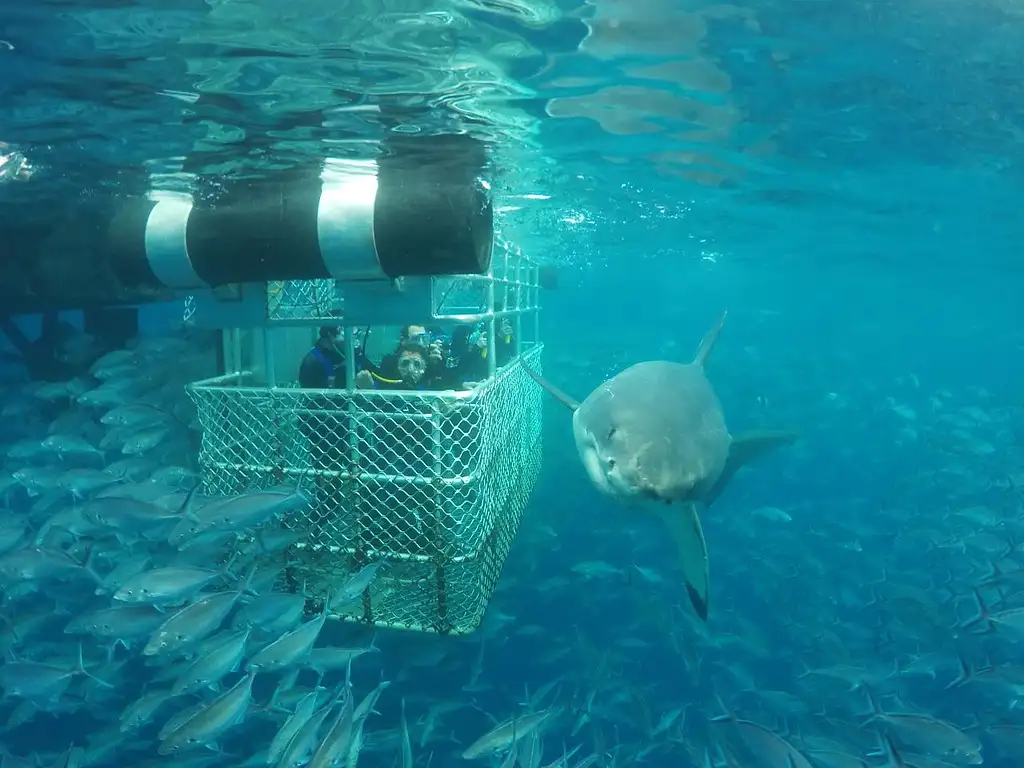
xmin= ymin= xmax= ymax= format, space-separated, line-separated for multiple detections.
xmin=693 ymin=311 xmax=728 ymax=368
xmin=521 ymin=363 xmax=580 ymax=411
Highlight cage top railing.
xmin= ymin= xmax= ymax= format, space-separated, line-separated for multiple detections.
xmin=200 ymin=460 xmax=476 ymax=487
xmin=190 ymin=372 xmax=483 ymax=401
xmin=262 ymin=238 xmax=541 ymax=325
xmin=191 ymin=342 xmax=541 ymax=397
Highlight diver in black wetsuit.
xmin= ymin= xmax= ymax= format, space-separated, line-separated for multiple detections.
xmin=297 ymin=326 xmax=350 ymax=534
xmin=449 ymin=315 xmax=516 ymax=385
xmin=354 ymin=325 xmax=453 ymax=391
xmin=298 ymin=326 xmax=347 ymax=390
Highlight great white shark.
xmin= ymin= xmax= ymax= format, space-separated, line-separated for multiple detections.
xmin=523 ymin=311 xmax=797 ymax=620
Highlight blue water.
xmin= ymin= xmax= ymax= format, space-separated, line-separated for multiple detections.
xmin=2 ymin=0 xmax=1024 ymax=766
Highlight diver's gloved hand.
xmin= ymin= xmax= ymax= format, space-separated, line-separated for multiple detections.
xmin=427 ymin=340 xmax=444 ymax=363
xmin=499 ymin=318 xmax=513 ymax=338
xmin=355 ymin=370 xmax=374 ymax=389
xmin=473 ymin=332 xmax=488 ymax=350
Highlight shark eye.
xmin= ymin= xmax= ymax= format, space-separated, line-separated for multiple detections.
xmin=606 ymin=458 xmax=616 ymax=469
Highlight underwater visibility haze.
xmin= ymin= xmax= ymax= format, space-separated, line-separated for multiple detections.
xmin=0 ymin=1 xmax=1023 ymax=768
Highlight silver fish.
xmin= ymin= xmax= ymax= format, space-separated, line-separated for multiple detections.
xmin=267 ymin=689 xmax=321 ymax=766
xmin=158 ymin=670 xmax=257 ymax=755
xmin=462 ymin=709 xmax=560 ymax=759
xmin=233 ymin=593 xmax=306 ymax=634
xmin=143 ymin=568 xmax=255 ymax=656
xmin=79 ymin=604 xmax=168 ymax=645
xmin=100 ymin=404 xmax=168 ymax=429
xmin=247 ymin=609 xmax=326 ymax=674
xmin=121 ymin=426 xmax=172 ymax=456
xmin=0 ymin=546 xmax=98 ymax=585
xmin=119 ymin=688 xmax=171 ymax=733
xmin=328 ymin=562 xmax=383 ymax=610
xmin=114 ymin=564 xmax=230 ymax=607
xmin=168 ymin=487 xmax=309 ymax=548
xmin=276 ymin=695 xmax=338 ymax=768
xmin=308 ymin=683 xmax=356 ymax=768
xmin=172 ymin=627 xmax=251 ymax=696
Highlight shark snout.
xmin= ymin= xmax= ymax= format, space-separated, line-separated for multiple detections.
xmin=584 ymin=446 xmax=663 ymax=502
xmin=576 ymin=422 xmax=699 ymax=503
xmin=629 ymin=442 xmax=701 ymax=503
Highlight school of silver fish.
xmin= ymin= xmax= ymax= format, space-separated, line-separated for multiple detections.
xmin=0 ymin=329 xmax=1019 ymax=768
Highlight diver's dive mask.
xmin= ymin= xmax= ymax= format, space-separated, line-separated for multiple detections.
xmin=407 ymin=330 xmax=431 ymax=347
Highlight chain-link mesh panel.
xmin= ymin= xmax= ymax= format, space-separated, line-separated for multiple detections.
xmin=266 ymin=279 xmax=340 ymax=322
xmin=187 ymin=345 xmax=543 ymax=634
xmin=432 ymin=240 xmax=538 ymax=321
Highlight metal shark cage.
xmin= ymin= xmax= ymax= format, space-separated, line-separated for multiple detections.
xmin=185 ymin=240 xmax=543 ymax=635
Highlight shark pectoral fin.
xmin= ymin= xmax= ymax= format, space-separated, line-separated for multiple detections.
xmin=727 ymin=428 xmax=799 ymax=477
xmin=520 ymin=362 xmax=581 ymax=411
xmin=703 ymin=429 xmax=799 ymax=506
xmin=657 ymin=503 xmax=709 ymax=622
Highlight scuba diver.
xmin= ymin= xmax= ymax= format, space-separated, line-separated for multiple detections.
xmin=355 ymin=325 xmax=451 ymax=391
xmin=298 ymin=325 xmax=347 ymax=389
xmin=352 ymin=326 xmax=456 ymax=519
xmin=449 ymin=315 xmax=516 ymax=384
xmin=296 ymin=325 xmax=352 ymax=540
